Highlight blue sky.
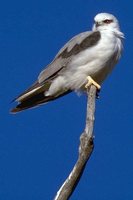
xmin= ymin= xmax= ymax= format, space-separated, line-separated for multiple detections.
xmin=1 ymin=0 xmax=133 ymax=199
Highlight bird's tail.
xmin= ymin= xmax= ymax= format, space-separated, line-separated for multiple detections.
xmin=11 ymin=81 xmax=71 ymax=113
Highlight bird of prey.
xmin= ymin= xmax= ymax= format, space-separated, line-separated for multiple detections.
xmin=11 ymin=13 xmax=124 ymax=113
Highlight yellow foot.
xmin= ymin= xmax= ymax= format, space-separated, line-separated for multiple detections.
xmin=85 ymin=76 xmax=101 ymax=90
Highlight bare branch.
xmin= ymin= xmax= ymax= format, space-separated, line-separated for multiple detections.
xmin=54 ymin=85 xmax=97 ymax=200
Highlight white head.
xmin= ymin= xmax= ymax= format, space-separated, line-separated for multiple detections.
xmin=92 ymin=13 xmax=120 ymax=31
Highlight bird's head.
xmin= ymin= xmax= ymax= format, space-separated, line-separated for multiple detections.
xmin=92 ymin=13 xmax=120 ymax=32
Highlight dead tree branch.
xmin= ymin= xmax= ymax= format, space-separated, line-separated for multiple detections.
xmin=54 ymin=85 xmax=97 ymax=200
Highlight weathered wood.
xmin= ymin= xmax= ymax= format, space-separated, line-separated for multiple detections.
xmin=54 ymin=85 xmax=97 ymax=200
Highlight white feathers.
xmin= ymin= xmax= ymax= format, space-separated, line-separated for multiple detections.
xmin=46 ymin=13 xmax=124 ymax=96
xmin=12 ymin=13 xmax=124 ymax=113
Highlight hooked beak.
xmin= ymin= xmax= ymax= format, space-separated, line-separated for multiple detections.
xmin=95 ymin=22 xmax=102 ymax=27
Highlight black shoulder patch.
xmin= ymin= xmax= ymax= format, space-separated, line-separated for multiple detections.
xmin=58 ymin=31 xmax=101 ymax=59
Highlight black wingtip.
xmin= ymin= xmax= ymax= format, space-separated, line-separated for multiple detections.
xmin=10 ymin=90 xmax=72 ymax=114
xmin=10 ymin=107 xmax=23 ymax=114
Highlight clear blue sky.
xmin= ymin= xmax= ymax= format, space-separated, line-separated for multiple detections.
xmin=1 ymin=0 xmax=133 ymax=199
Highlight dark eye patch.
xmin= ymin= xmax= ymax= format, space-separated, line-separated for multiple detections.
xmin=103 ymin=19 xmax=113 ymax=24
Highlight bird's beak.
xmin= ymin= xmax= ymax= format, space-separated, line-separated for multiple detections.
xmin=96 ymin=22 xmax=102 ymax=27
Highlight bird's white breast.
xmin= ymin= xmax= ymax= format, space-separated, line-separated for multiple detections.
xmin=63 ymin=30 xmax=122 ymax=90
xmin=46 ymin=30 xmax=123 ymax=96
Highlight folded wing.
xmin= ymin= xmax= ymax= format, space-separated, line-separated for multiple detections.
xmin=11 ymin=31 xmax=100 ymax=113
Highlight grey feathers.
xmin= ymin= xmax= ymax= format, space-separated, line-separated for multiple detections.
xmin=11 ymin=13 xmax=124 ymax=113
xmin=38 ymin=31 xmax=101 ymax=83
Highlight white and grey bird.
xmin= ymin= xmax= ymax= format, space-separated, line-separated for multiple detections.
xmin=11 ymin=13 xmax=124 ymax=113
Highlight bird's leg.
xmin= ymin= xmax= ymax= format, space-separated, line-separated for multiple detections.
xmin=85 ymin=76 xmax=101 ymax=90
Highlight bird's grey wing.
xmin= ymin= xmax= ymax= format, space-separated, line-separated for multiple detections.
xmin=38 ymin=31 xmax=101 ymax=83
xmin=11 ymin=31 xmax=101 ymax=113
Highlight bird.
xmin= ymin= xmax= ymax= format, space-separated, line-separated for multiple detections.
xmin=11 ymin=13 xmax=124 ymax=113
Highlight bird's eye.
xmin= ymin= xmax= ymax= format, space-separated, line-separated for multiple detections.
xmin=103 ymin=19 xmax=113 ymax=24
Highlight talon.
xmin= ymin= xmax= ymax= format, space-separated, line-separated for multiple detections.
xmin=85 ymin=76 xmax=101 ymax=90
xmin=96 ymin=90 xmax=100 ymax=99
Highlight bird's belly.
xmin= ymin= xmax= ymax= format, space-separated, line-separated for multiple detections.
xmin=47 ymin=31 xmax=122 ymax=95
xmin=64 ymin=49 xmax=117 ymax=90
